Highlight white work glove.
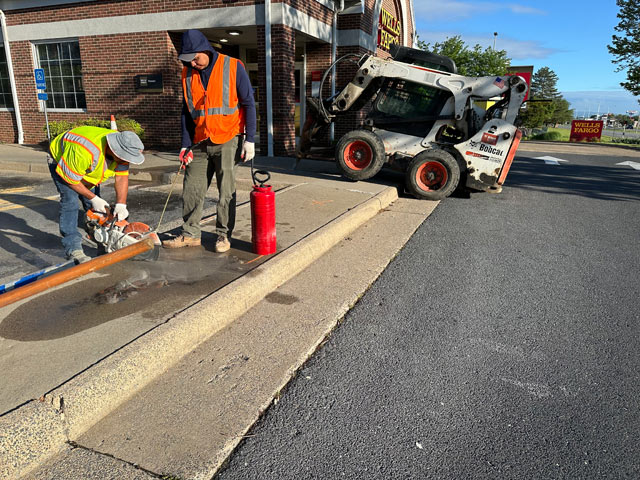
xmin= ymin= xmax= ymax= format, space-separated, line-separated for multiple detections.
xmin=241 ymin=141 xmax=255 ymax=162
xmin=179 ymin=147 xmax=194 ymax=168
xmin=113 ymin=203 xmax=129 ymax=221
xmin=90 ymin=195 xmax=109 ymax=213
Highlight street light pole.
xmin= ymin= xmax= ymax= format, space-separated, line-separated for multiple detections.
xmin=493 ymin=32 xmax=498 ymax=50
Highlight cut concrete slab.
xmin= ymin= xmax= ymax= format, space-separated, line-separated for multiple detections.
xmin=70 ymin=197 xmax=437 ymax=479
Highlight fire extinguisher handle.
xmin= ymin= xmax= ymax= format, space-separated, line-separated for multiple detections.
xmin=252 ymin=169 xmax=270 ymax=187
xmin=250 ymin=157 xmax=271 ymax=186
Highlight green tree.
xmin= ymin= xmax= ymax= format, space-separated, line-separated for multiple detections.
xmin=530 ymin=67 xmax=561 ymax=100
xmin=519 ymin=66 xmax=574 ymax=128
xmin=550 ymin=98 xmax=574 ymax=125
xmin=417 ymin=35 xmax=510 ymax=77
xmin=608 ymin=0 xmax=640 ymax=99
xmin=519 ymin=101 xmax=556 ymax=129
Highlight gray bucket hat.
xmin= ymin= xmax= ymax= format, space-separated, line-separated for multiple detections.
xmin=106 ymin=131 xmax=145 ymax=165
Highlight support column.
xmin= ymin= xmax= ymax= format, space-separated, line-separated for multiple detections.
xmin=270 ymin=24 xmax=296 ymax=157
xmin=335 ymin=45 xmax=370 ymax=141
xmin=257 ymin=25 xmax=268 ymax=155
xmin=305 ymin=42 xmax=332 ymax=147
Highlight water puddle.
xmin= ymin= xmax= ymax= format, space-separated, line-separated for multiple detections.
xmin=265 ymin=292 xmax=299 ymax=305
xmin=0 ymin=247 xmax=262 ymax=341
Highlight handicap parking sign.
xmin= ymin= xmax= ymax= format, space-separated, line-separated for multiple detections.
xmin=34 ymin=68 xmax=46 ymax=89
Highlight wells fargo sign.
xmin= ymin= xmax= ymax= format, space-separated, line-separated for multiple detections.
xmin=378 ymin=7 xmax=402 ymax=51
xmin=570 ymin=120 xmax=604 ymax=142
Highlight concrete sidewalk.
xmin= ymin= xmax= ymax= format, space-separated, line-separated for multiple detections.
xmin=0 ymin=142 xmax=416 ymax=478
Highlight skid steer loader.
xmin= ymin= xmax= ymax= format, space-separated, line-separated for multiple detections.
xmin=297 ymin=45 xmax=528 ymax=200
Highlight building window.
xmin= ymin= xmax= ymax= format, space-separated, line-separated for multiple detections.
xmin=0 ymin=45 xmax=14 ymax=109
xmin=34 ymin=40 xmax=86 ymax=110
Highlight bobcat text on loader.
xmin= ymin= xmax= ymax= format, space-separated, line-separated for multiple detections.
xmin=298 ymin=45 xmax=528 ymax=200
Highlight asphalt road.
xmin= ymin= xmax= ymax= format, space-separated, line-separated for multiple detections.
xmin=215 ymin=149 xmax=640 ymax=479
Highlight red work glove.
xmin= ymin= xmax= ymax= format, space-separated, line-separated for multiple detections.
xmin=179 ymin=147 xmax=194 ymax=168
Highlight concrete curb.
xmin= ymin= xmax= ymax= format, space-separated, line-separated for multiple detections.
xmin=1 ymin=161 xmax=50 ymax=175
xmin=0 ymin=186 xmax=399 ymax=479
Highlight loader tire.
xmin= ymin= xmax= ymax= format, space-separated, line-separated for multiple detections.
xmin=336 ymin=130 xmax=386 ymax=181
xmin=406 ymin=149 xmax=460 ymax=200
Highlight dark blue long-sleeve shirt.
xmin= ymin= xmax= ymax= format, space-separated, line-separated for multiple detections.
xmin=180 ymin=30 xmax=256 ymax=148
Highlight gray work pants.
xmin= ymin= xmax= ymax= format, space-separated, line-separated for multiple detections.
xmin=181 ymin=136 xmax=241 ymax=239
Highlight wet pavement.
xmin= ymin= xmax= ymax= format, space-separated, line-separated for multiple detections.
xmin=0 ymin=249 xmax=260 ymax=342
xmin=0 ymin=157 xmax=392 ymax=414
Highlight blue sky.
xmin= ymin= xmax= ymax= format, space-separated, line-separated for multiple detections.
xmin=413 ymin=0 xmax=639 ymax=115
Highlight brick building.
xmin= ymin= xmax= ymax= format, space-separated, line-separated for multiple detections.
xmin=0 ymin=0 xmax=415 ymax=156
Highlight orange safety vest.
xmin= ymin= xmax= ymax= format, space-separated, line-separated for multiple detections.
xmin=182 ymin=54 xmax=246 ymax=145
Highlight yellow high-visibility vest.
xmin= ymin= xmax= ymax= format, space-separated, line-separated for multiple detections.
xmin=49 ymin=126 xmax=129 ymax=185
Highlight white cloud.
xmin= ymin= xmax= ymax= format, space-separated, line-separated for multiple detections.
xmin=507 ymin=3 xmax=546 ymax=15
xmin=414 ymin=0 xmax=546 ymax=21
xmin=562 ymin=90 xmax=640 ymax=115
xmin=417 ymin=30 xmax=557 ymax=61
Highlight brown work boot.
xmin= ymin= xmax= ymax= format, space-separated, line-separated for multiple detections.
xmin=215 ymin=235 xmax=231 ymax=253
xmin=163 ymin=234 xmax=201 ymax=249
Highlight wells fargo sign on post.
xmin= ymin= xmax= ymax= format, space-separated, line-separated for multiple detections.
xmin=570 ymin=120 xmax=604 ymax=142
xmin=378 ymin=7 xmax=402 ymax=52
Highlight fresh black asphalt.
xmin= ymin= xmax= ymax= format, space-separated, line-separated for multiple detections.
xmin=216 ymin=150 xmax=640 ymax=479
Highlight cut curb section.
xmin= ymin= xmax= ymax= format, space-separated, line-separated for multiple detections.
xmin=0 ymin=186 xmax=399 ymax=480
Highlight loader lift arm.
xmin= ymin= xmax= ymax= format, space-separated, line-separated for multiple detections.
xmin=313 ymin=52 xmax=526 ymax=128
xmin=299 ymin=45 xmax=528 ymax=200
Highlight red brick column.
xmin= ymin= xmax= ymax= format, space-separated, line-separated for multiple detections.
xmin=257 ymin=26 xmax=268 ymax=156
xmin=335 ymin=45 xmax=371 ymax=141
xmin=270 ymin=24 xmax=296 ymax=157
xmin=304 ymin=43 xmax=332 ymax=147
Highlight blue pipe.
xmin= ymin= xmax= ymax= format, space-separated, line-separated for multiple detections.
xmin=0 ymin=260 xmax=76 ymax=295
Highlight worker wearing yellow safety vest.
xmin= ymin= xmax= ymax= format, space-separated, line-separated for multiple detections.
xmin=163 ymin=29 xmax=257 ymax=253
xmin=48 ymin=126 xmax=145 ymax=263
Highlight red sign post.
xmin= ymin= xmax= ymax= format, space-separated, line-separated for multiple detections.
xmin=570 ymin=120 xmax=603 ymax=142
xmin=506 ymin=66 xmax=533 ymax=102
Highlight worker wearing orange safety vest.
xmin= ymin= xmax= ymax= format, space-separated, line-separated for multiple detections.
xmin=48 ymin=126 xmax=145 ymax=263
xmin=163 ymin=29 xmax=257 ymax=253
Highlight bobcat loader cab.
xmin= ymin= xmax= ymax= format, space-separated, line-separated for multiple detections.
xmin=298 ymin=45 xmax=528 ymax=200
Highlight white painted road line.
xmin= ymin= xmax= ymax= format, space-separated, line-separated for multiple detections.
xmin=616 ymin=161 xmax=640 ymax=170
xmin=534 ymin=156 xmax=569 ymax=165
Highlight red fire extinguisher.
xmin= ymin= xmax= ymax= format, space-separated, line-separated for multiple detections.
xmin=250 ymin=162 xmax=276 ymax=255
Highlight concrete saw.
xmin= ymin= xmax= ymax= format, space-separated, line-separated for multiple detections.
xmin=85 ymin=208 xmax=161 ymax=261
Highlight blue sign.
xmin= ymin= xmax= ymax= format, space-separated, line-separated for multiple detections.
xmin=37 ymin=92 xmax=48 ymax=101
xmin=34 ymin=68 xmax=46 ymax=89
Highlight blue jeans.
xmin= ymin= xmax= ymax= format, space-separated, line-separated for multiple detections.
xmin=48 ymin=159 xmax=100 ymax=256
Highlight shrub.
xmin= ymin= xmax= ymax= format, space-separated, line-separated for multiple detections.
xmin=47 ymin=120 xmax=75 ymax=138
xmin=612 ymin=137 xmax=640 ymax=145
xmin=82 ymin=117 xmax=111 ymax=129
xmin=44 ymin=117 xmax=145 ymax=140
xmin=530 ymin=131 xmax=562 ymax=141
xmin=115 ymin=117 xmax=145 ymax=139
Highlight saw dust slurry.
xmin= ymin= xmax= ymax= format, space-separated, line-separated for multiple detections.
xmin=0 ymin=245 xmax=262 ymax=342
